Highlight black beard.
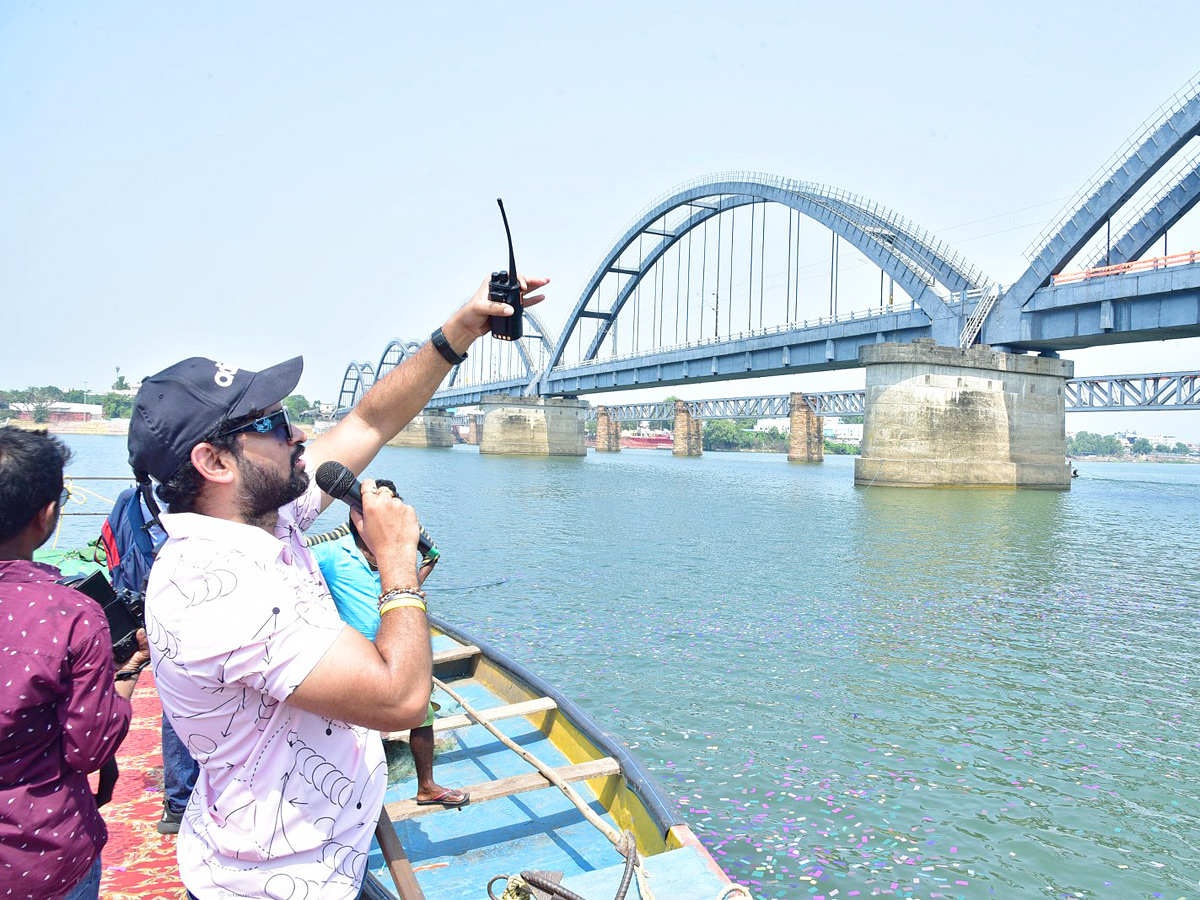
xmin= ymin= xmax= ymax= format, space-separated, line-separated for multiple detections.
xmin=237 ymin=450 xmax=309 ymax=522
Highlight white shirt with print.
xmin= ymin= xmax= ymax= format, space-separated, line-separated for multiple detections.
xmin=146 ymin=479 xmax=386 ymax=899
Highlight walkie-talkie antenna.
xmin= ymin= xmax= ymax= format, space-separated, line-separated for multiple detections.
xmin=488 ymin=198 xmax=524 ymax=341
xmin=497 ymin=198 xmax=517 ymax=284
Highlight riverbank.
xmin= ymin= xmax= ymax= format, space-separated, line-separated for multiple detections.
xmin=2 ymin=417 xmax=130 ymax=435
xmin=1069 ymin=453 xmax=1199 ymax=463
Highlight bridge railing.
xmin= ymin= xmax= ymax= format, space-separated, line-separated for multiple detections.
xmin=1051 ymin=249 xmax=1200 ymax=285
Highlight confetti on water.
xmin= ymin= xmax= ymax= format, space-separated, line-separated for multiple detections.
xmin=455 ymin=572 xmax=1200 ymax=898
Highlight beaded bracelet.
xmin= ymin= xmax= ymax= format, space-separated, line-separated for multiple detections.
xmin=378 ymin=588 xmax=427 ymax=614
xmin=377 ymin=586 xmax=425 ymax=611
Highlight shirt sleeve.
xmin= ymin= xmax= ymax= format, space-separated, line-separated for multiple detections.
xmin=58 ymin=604 xmax=133 ymax=774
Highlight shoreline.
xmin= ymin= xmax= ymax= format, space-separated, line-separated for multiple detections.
xmin=1 ymin=418 xmax=130 ymax=435
xmin=1069 ymin=454 xmax=1199 ymax=464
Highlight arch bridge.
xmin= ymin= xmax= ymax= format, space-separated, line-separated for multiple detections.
xmin=337 ymin=74 xmax=1200 ymax=412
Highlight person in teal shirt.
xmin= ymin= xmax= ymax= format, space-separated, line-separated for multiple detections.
xmin=309 ymin=501 xmax=468 ymax=809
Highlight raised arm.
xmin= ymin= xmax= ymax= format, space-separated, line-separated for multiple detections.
xmin=306 ymin=274 xmax=548 ymax=504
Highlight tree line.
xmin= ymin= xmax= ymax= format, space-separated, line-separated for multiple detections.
xmin=1067 ymin=430 xmax=1191 ymax=457
xmin=1 ymin=384 xmax=321 ymax=424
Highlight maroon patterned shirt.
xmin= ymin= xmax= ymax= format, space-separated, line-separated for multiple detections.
xmin=0 ymin=559 xmax=132 ymax=899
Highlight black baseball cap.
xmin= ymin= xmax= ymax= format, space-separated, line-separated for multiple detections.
xmin=128 ymin=356 xmax=303 ymax=483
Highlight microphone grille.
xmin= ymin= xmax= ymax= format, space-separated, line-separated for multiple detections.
xmin=315 ymin=461 xmax=354 ymax=499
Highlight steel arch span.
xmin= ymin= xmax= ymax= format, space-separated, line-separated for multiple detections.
xmin=541 ymin=172 xmax=991 ymax=388
xmin=1084 ymin=143 xmax=1200 ymax=270
xmin=336 ymin=361 xmax=376 ymax=413
xmin=993 ymin=77 xmax=1200 ymax=324
xmin=376 ymin=339 xmax=424 ymax=380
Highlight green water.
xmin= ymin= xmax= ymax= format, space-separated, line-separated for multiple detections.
xmin=50 ymin=436 xmax=1200 ymax=899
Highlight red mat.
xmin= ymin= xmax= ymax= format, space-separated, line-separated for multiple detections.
xmin=90 ymin=669 xmax=187 ymax=900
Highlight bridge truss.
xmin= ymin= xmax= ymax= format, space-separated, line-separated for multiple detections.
xmin=585 ymin=371 xmax=1200 ymax=422
xmin=1065 ymin=371 xmax=1200 ymax=411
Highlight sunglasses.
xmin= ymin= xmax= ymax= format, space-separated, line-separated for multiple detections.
xmin=215 ymin=408 xmax=294 ymax=442
xmin=59 ymin=486 xmax=70 ymax=507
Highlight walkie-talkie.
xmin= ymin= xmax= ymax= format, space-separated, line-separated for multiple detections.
xmin=488 ymin=198 xmax=523 ymax=341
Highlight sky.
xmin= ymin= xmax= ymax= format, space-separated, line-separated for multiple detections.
xmin=3 ymin=2 xmax=1199 ymax=439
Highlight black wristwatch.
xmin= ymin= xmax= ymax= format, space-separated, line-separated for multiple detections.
xmin=430 ymin=327 xmax=467 ymax=365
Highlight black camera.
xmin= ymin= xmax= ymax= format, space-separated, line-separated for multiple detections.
xmin=59 ymin=571 xmax=145 ymax=666
xmin=488 ymin=198 xmax=524 ymax=341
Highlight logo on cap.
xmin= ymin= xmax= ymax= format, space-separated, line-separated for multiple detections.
xmin=214 ymin=362 xmax=239 ymax=388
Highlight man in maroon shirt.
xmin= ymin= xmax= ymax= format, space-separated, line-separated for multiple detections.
xmin=0 ymin=427 xmax=149 ymax=900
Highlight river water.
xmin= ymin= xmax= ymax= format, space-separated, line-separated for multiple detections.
xmin=50 ymin=435 xmax=1200 ymax=899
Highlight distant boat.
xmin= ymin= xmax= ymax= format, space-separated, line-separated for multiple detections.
xmin=623 ymin=433 xmax=673 ymax=449
xmin=365 ymin=614 xmax=738 ymax=900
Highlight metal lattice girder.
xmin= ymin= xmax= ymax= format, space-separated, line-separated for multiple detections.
xmin=580 ymin=372 xmax=1200 ymax=425
xmin=690 ymin=395 xmax=792 ymax=419
xmin=1065 ymin=371 xmax=1200 ymax=411
xmin=589 ymin=402 xmax=676 ymax=423
xmin=801 ymin=391 xmax=866 ymax=417
xmin=585 ymin=392 xmax=866 ymax=422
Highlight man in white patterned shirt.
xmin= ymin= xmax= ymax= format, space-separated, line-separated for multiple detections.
xmin=128 ymin=275 xmax=547 ymax=899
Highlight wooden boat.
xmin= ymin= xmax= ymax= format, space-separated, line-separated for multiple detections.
xmin=364 ymin=614 xmax=741 ymax=900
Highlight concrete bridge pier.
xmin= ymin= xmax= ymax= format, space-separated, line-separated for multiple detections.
xmin=787 ymin=392 xmax=824 ymax=462
xmin=479 ymin=395 xmax=586 ymax=456
xmin=386 ymin=410 xmax=455 ymax=448
xmin=465 ymin=415 xmax=482 ymax=446
xmin=673 ymin=401 xmax=703 ymax=457
xmin=854 ymin=339 xmax=1073 ymax=489
xmin=594 ymin=406 xmax=621 ymax=452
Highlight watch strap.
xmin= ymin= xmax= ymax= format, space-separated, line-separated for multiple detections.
xmin=430 ymin=327 xmax=467 ymax=365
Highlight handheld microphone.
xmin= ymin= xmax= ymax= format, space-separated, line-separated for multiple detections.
xmin=315 ymin=461 xmax=435 ymax=558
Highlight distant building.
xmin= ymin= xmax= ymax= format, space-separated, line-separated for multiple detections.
xmin=824 ymin=421 xmax=863 ymax=445
xmin=9 ymin=402 xmax=104 ymax=422
xmin=752 ymin=417 xmax=789 ymax=432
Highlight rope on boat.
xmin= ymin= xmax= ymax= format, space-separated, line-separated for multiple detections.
xmin=714 ymin=887 xmax=753 ymax=899
xmin=305 ymin=522 xmax=351 ymax=546
xmin=51 ymin=477 xmax=121 ymax=549
xmin=432 ymin=675 xmax=656 ymax=900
